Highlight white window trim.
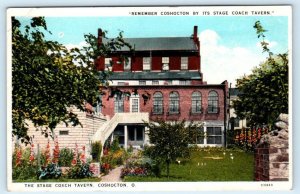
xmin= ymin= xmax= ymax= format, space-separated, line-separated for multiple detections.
xmin=197 ymin=125 xmax=224 ymax=147
xmin=130 ymin=95 xmax=140 ymax=113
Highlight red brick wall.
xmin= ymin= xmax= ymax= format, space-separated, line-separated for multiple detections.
xmin=188 ymin=56 xmax=200 ymax=70
xmin=96 ymin=55 xmax=201 ymax=72
xmin=132 ymin=56 xmax=143 ymax=71
xmin=101 ymin=86 xmax=225 ymax=122
xmin=169 ymin=56 xmax=181 ymax=70
xmin=152 ymin=56 xmax=162 ymax=71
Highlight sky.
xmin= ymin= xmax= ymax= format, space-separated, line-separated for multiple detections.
xmin=18 ymin=16 xmax=289 ymax=86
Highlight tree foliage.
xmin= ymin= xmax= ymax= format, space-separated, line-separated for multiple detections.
xmin=12 ymin=17 xmax=131 ymax=144
xmin=144 ymin=120 xmax=203 ymax=178
xmin=233 ymin=21 xmax=288 ymax=127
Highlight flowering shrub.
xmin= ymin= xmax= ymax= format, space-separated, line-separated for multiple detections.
xmin=234 ymin=126 xmax=270 ymax=151
xmin=101 ymin=162 xmax=111 ymax=175
xmin=12 ymin=146 xmax=37 ymax=180
xmin=52 ymin=136 xmax=60 ymax=164
xmin=120 ymin=156 xmax=153 ymax=178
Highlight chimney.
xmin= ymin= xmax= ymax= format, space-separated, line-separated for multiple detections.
xmin=97 ymin=28 xmax=103 ymax=47
xmin=193 ymin=26 xmax=198 ymax=41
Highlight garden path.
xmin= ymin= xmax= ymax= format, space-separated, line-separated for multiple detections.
xmin=100 ymin=165 xmax=124 ymax=182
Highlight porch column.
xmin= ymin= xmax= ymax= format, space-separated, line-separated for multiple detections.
xmin=124 ymin=125 xmax=128 ymax=150
xmin=144 ymin=126 xmax=150 ymax=146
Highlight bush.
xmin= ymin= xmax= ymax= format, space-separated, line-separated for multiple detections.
xmin=12 ymin=147 xmax=38 ymax=180
xmin=67 ymin=161 xmax=93 ymax=179
xmin=58 ymin=148 xmax=74 ymax=167
xmin=110 ymin=137 xmax=120 ymax=152
xmin=37 ymin=163 xmax=62 ymax=180
xmin=91 ymin=141 xmax=102 ymax=162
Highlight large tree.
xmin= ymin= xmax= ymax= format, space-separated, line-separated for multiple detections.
xmin=144 ymin=120 xmax=203 ymax=178
xmin=12 ymin=17 xmax=131 ymax=144
xmin=233 ymin=21 xmax=288 ymax=127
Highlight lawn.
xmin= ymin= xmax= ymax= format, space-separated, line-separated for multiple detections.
xmin=124 ymin=148 xmax=254 ymax=182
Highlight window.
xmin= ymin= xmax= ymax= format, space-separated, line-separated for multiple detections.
xmin=167 ymin=80 xmax=172 ymax=85
xmin=93 ymin=96 xmax=102 ymax=116
xmin=139 ymin=81 xmax=146 ymax=85
xmin=208 ymin=91 xmax=219 ymax=113
xmin=169 ymin=92 xmax=179 ymax=114
xmin=197 ymin=127 xmax=204 ymax=144
xmin=181 ymin=57 xmax=188 ymax=70
xmin=162 ymin=57 xmax=169 ymax=63
xmin=124 ymin=57 xmax=131 ymax=71
xmin=207 ymin=127 xmax=222 ymax=144
xmin=131 ymin=98 xmax=139 ymax=112
xmin=179 ymin=80 xmax=191 ymax=85
xmin=105 ymin=58 xmax=112 ymax=71
xmin=153 ymin=92 xmax=163 ymax=114
xmin=234 ymin=118 xmax=240 ymax=128
xmin=152 ymin=80 xmax=159 ymax=85
xmin=191 ymin=92 xmax=202 ymax=113
xmin=59 ymin=130 xmax=69 ymax=135
xmin=143 ymin=57 xmax=151 ymax=71
xmin=114 ymin=94 xmax=124 ymax=113
xmin=162 ymin=57 xmax=169 ymax=71
xmin=117 ymin=82 xmax=125 ymax=86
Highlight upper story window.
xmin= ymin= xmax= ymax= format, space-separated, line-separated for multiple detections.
xmin=143 ymin=57 xmax=151 ymax=71
xmin=124 ymin=57 xmax=131 ymax=71
xmin=93 ymin=95 xmax=102 ymax=116
xmin=179 ymin=80 xmax=191 ymax=85
xmin=152 ymin=80 xmax=159 ymax=85
xmin=105 ymin=58 xmax=112 ymax=71
xmin=139 ymin=81 xmax=146 ymax=85
xmin=208 ymin=91 xmax=219 ymax=113
xmin=191 ymin=91 xmax=202 ymax=114
xmin=117 ymin=82 xmax=125 ymax=86
xmin=169 ymin=91 xmax=179 ymax=114
xmin=167 ymin=80 xmax=172 ymax=85
xmin=114 ymin=94 xmax=124 ymax=113
xmin=162 ymin=57 xmax=169 ymax=71
xmin=181 ymin=57 xmax=188 ymax=70
xmin=153 ymin=92 xmax=163 ymax=114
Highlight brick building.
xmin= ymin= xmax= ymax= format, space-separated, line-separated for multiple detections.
xmin=92 ymin=26 xmax=229 ymax=149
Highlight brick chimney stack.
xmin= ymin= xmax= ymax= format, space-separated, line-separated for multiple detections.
xmin=193 ymin=26 xmax=198 ymax=42
xmin=97 ymin=28 xmax=103 ymax=47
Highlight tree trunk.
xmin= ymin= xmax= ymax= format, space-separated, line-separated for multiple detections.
xmin=167 ymin=160 xmax=170 ymax=179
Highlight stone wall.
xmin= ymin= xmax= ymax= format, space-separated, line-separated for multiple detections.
xmin=255 ymin=114 xmax=289 ymax=181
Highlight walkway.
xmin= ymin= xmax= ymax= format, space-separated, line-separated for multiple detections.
xmin=100 ymin=165 xmax=123 ymax=182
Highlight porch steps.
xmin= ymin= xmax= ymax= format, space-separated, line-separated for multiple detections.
xmin=91 ymin=112 xmax=149 ymax=145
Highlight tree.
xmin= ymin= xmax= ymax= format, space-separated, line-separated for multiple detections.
xmin=233 ymin=21 xmax=288 ymax=127
xmin=144 ymin=120 xmax=203 ymax=179
xmin=12 ymin=17 xmax=131 ymax=144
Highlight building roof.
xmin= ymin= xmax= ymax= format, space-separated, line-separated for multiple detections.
xmin=103 ymin=37 xmax=198 ymax=51
xmin=108 ymin=71 xmax=201 ymax=80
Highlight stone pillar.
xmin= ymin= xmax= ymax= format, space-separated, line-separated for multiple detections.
xmin=124 ymin=125 xmax=128 ymax=150
xmin=255 ymin=114 xmax=289 ymax=181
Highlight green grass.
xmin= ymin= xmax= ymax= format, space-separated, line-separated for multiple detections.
xmin=124 ymin=148 xmax=254 ymax=182
xmin=14 ymin=177 xmax=101 ymax=182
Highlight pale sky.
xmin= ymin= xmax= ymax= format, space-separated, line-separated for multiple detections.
xmin=18 ymin=16 xmax=289 ymax=86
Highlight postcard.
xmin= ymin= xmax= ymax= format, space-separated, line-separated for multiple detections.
xmin=7 ymin=6 xmax=292 ymax=191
